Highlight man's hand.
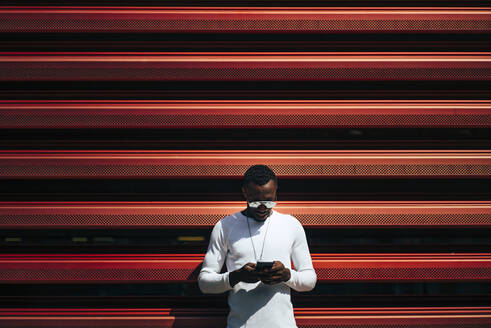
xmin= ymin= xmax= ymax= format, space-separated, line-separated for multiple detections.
xmin=229 ymin=262 xmax=259 ymax=287
xmin=256 ymin=261 xmax=291 ymax=285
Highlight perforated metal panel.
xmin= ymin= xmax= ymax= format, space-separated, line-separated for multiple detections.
xmin=1 ymin=54 xmax=489 ymax=81
xmin=0 ymin=201 xmax=489 ymax=228
xmin=0 ymin=8 xmax=488 ymax=33
xmin=1 ymin=101 xmax=489 ymax=128
xmin=0 ymin=151 xmax=489 ymax=178
xmin=0 ymin=254 xmax=489 ymax=283
xmin=0 ymin=254 xmax=202 ymax=283
xmin=2 ymin=2 xmax=490 ymax=323
xmin=0 ymin=308 xmax=490 ymax=328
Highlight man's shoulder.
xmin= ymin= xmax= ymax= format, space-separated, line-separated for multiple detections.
xmin=273 ymin=210 xmax=302 ymax=227
xmin=215 ymin=211 xmax=243 ymax=229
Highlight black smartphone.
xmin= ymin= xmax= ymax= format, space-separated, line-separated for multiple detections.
xmin=255 ymin=261 xmax=274 ymax=271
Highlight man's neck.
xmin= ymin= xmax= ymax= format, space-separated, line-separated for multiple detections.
xmin=241 ymin=208 xmax=272 ymax=222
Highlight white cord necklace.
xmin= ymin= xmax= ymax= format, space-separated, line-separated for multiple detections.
xmin=245 ymin=211 xmax=272 ymax=262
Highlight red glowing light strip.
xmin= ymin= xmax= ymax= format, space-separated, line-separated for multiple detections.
xmin=0 ymin=53 xmax=489 ymax=81
xmin=0 ymin=7 xmax=489 ymax=33
xmin=0 ymin=307 xmax=490 ymax=327
xmin=1 ymin=100 xmax=489 ymax=128
xmin=0 ymin=150 xmax=488 ymax=179
xmin=0 ymin=253 xmax=489 ymax=283
xmin=0 ymin=201 xmax=489 ymax=228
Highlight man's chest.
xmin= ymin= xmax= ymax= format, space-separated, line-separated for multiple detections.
xmin=226 ymin=221 xmax=294 ymax=262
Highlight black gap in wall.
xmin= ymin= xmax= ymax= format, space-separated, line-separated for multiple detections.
xmin=1 ymin=81 xmax=489 ymax=100
xmin=1 ymin=128 xmax=488 ymax=150
xmin=0 ymin=179 xmax=489 ymax=201
xmin=0 ymin=282 xmax=488 ymax=299
xmin=1 ymin=228 xmax=490 ymax=253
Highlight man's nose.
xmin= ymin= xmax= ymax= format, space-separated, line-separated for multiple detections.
xmin=258 ymin=204 xmax=267 ymax=211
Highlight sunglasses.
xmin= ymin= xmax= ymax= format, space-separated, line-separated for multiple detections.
xmin=248 ymin=201 xmax=277 ymax=209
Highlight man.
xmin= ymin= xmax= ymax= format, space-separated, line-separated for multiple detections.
xmin=198 ymin=164 xmax=317 ymax=328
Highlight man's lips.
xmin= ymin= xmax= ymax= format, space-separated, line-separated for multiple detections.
xmin=256 ymin=211 xmax=269 ymax=217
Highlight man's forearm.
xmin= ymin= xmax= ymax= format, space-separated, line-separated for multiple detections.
xmin=198 ymin=270 xmax=232 ymax=294
xmin=284 ymin=268 xmax=316 ymax=292
xmin=229 ymin=270 xmax=240 ymax=287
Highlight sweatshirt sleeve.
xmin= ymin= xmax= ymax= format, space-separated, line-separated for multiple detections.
xmin=198 ymin=219 xmax=233 ymax=294
xmin=284 ymin=218 xmax=317 ymax=292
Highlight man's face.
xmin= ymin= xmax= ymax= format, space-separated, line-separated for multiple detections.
xmin=241 ymin=179 xmax=277 ymax=222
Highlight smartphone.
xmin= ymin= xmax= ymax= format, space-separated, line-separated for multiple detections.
xmin=255 ymin=261 xmax=274 ymax=271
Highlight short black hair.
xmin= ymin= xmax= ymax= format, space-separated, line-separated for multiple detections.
xmin=242 ymin=164 xmax=277 ymax=188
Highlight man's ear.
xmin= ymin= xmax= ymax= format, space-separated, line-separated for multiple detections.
xmin=241 ymin=186 xmax=248 ymax=200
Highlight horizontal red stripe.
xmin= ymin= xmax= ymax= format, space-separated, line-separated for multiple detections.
xmin=0 ymin=201 xmax=489 ymax=228
xmin=0 ymin=253 xmax=489 ymax=283
xmin=2 ymin=306 xmax=491 ymax=315
xmin=1 ymin=7 xmax=489 ymax=33
xmin=0 ymin=307 xmax=490 ymax=328
xmin=1 ymin=100 xmax=489 ymax=128
xmin=1 ymin=53 xmax=489 ymax=81
xmin=0 ymin=150 xmax=488 ymax=178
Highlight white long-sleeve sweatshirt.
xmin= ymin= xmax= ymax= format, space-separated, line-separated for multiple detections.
xmin=198 ymin=209 xmax=317 ymax=328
